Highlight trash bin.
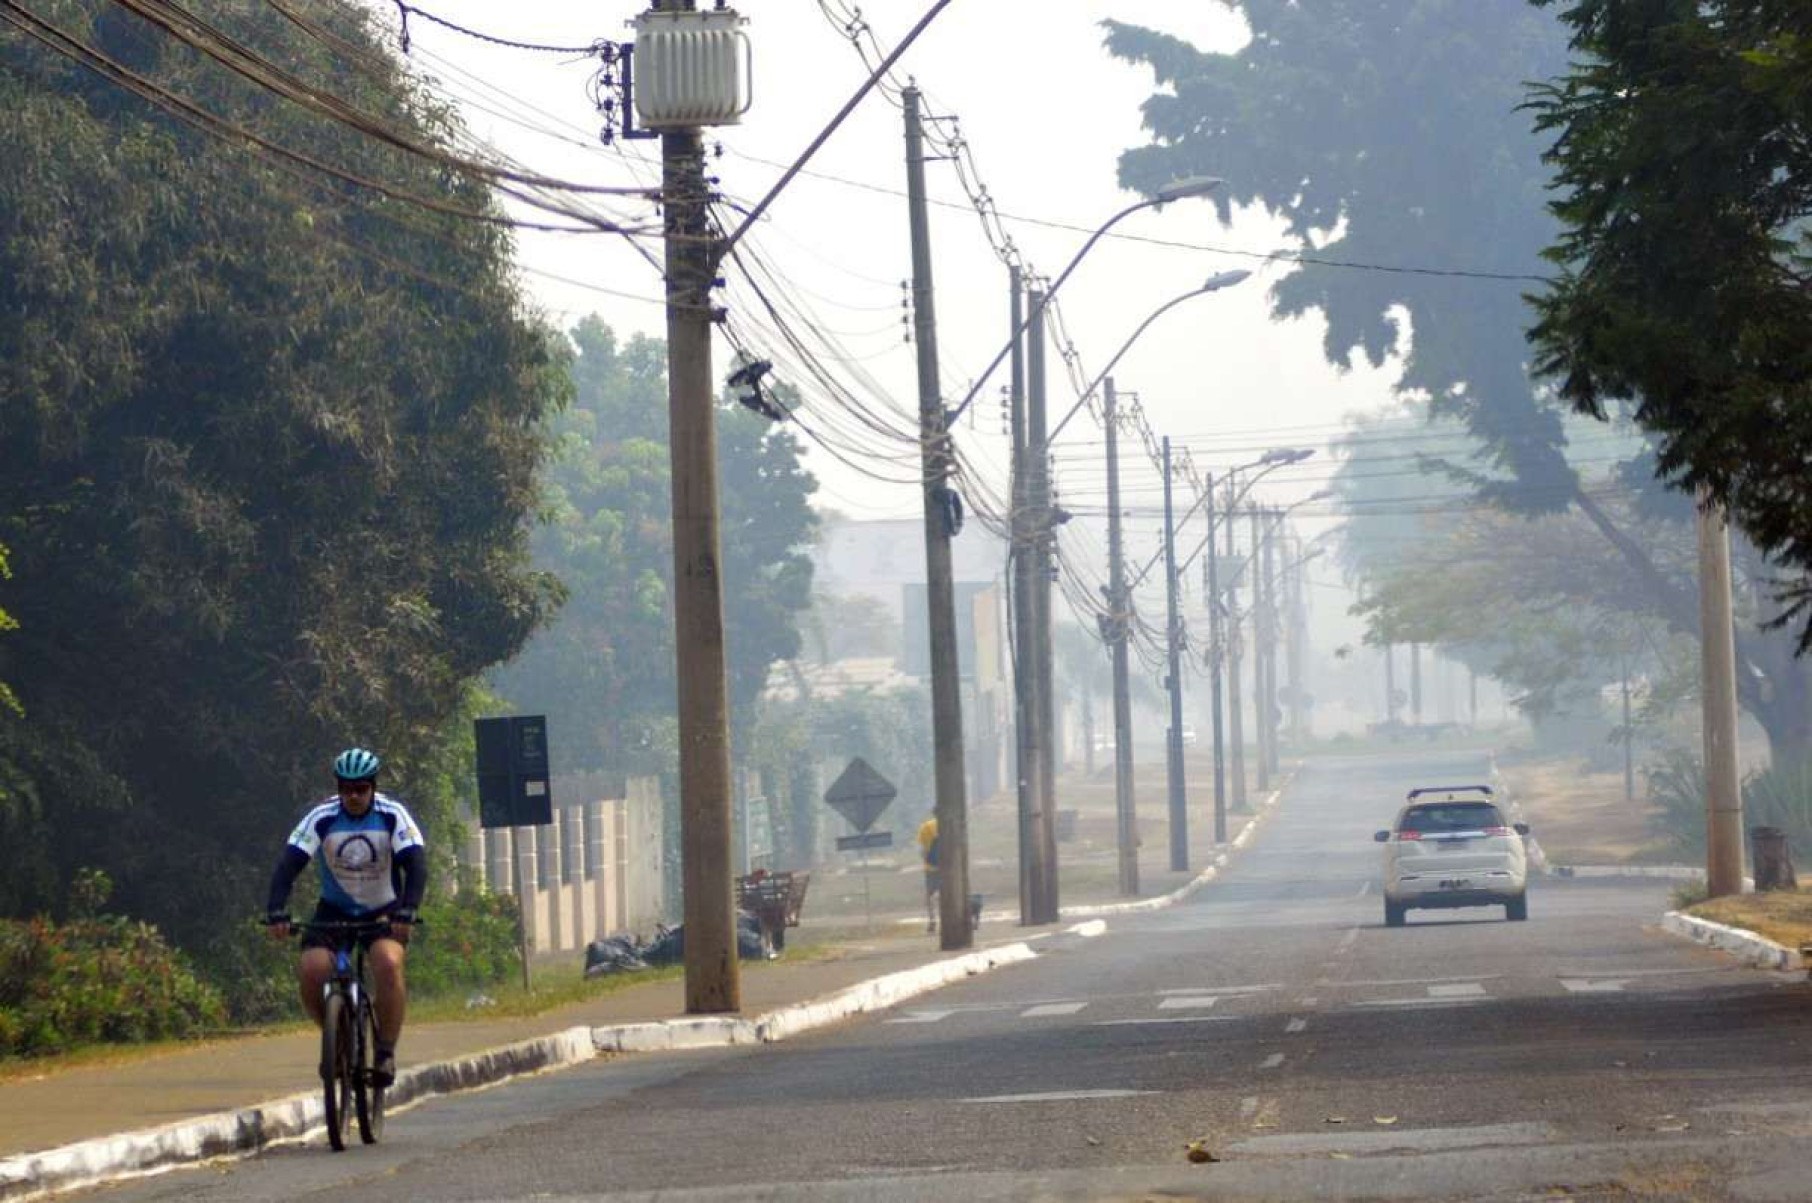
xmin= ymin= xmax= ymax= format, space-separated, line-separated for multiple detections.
xmin=1750 ymin=826 xmax=1797 ymax=891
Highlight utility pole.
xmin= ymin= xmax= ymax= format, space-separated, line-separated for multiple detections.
xmin=1284 ymin=532 xmax=1306 ymax=745
xmin=1384 ymin=644 xmax=1398 ymax=725
xmin=1104 ymin=379 xmax=1138 ymax=895
xmin=1250 ymin=506 xmax=1270 ymax=794
xmin=1410 ymin=642 xmax=1424 ymax=727
xmin=1007 ymin=269 xmax=1038 ymax=924
xmin=1698 ymin=492 xmax=1744 ymax=897
xmin=1203 ymin=473 xmax=1228 ymax=844
xmin=903 ymin=86 xmax=970 ymax=949
xmin=658 ymin=0 xmax=736 ymax=1014
xmin=1162 ymin=437 xmax=1189 ymax=871
xmin=1261 ymin=513 xmax=1281 ymax=777
xmin=1027 ymin=286 xmax=1059 ymax=923
xmin=1225 ymin=485 xmax=1248 ymax=811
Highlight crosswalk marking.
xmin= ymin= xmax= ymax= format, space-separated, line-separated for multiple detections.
xmin=1021 ymin=1002 xmax=1086 ymax=1018
xmin=1157 ymin=995 xmax=1219 ymax=1010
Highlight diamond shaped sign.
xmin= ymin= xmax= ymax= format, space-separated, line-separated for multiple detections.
xmin=823 ymin=757 xmax=897 ymax=834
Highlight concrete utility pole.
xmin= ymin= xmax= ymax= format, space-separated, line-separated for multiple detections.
xmin=1104 ymin=379 xmax=1138 ymax=895
xmin=902 ymin=86 xmax=971 ymax=949
xmin=1225 ymin=487 xmax=1248 ymax=811
xmin=1268 ymin=518 xmax=1282 ymax=779
xmin=1250 ymin=506 xmax=1270 ymax=794
xmin=1162 ymin=437 xmax=1189 ymax=871
xmin=1284 ymin=532 xmax=1307 ymax=745
xmin=1203 ymin=474 xmax=1228 ymax=844
xmin=1384 ymin=644 xmax=1398 ymax=724
xmin=1027 ymin=286 xmax=1060 ymax=924
xmin=1697 ymin=492 xmax=1745 ymax=897
xmin=1410 ymin=642 xmax=1424 ymax=727
xmin=1007 ymin=269 xmax=1038 ymax=924
xmin=658 ymin=0 xmax=737 ymax=1014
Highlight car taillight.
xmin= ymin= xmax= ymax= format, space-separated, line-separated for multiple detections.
xmin=1397 ymin=830 xmax=1422 ymax=841
xmin=1484 ymin=826 xmax=1511 ymax=836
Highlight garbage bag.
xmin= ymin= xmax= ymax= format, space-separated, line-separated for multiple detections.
xmin=582 ymin=934 xmax=648 ymax=977
xmin=638 ymin=912 xmax=768 ymax=966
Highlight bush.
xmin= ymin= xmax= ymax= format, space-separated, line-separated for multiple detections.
xmin=408 ymin=877 xmax=522 ymax=998
xmin=0 ymin=915 xmax=227 ymax=1058
xmin=1644 ymin=746 xmax=1706 ymax=857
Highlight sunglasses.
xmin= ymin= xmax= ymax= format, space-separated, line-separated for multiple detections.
xmin=337 ymin=780 xmax=376 ymax=796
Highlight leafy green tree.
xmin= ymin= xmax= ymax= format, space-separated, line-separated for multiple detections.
xmin=0 ymin=1 xmax=565 ymax=944
xmin=488 ymin=322 xmax=819 ymax=780
xmin=1526 ymin=0 xmax=1812 ymax=636
xmin=1105 ymin=2 xmax=1812 ymax=759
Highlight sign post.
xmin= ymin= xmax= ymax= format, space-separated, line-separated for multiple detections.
xmin=824 ymin=757 xmax=897 ymax=932
xmin=475 ymin=715 xmax=553 ymax=991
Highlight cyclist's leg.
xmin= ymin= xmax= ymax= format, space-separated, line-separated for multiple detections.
xmin=299 ymin=948 xmax=334 ymax=1026
xmin=367 ymin=936 xmax=407 ymax=1047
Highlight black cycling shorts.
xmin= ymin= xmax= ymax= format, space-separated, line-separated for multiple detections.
xmin=300 ymin=903 xmax=398 ymax=952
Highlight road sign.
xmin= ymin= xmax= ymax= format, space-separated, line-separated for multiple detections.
xmin=836 ymin=831 xmax=894 ymax=852
xmin=475 ymin=715 xmax=552 ymax=829
xmin=823 ymin=757 xmax=896 ymax=833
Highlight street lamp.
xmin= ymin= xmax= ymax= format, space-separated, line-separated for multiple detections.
xmin=1048 ymin=270 xmax=1252 ymax=445
xmin=948 ymin=179 xmax=1226 ymax=425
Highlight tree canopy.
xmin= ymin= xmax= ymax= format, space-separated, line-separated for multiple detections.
xmin=487 ymin=319 xmax=819 ymax=781
xmin=1526 ymin=0 xmax=1812 ymax=639
xmin=0 ymin=0 xmax=566 ymax=941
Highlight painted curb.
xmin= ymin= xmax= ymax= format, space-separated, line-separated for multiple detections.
xmin=0 ymin=944 xmax=1045 ymax=1202
xmin=1661 ymin=910 xmax=1804 ymax=971
xmin=1059 ymin=779 xmax=1288 ymax=919
xmin=0 ymin=1025 xmax=597 ymax=1203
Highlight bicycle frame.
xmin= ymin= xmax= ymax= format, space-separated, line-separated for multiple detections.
xmin=298 ymin=919 xmax=392 ymax=1150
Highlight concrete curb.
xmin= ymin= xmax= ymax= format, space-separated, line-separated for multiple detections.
xmin=1059 ymin=779 xmax=1289 ymax=919
xmin=1551 ymin=864 xmax=1707 ymax=880
xmin=0 ymin=1025 xmax=599 ymax=1203
xmin=1661 ymin=910 xmax=1803 ymax=971
xmin=0 ymin=945 xmax=1044 ymax=1202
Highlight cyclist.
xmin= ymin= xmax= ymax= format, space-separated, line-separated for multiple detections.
xmin=266 ymin=747 xmax=426 ymax=1087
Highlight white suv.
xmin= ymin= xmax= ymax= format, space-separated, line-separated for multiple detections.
xmin=1375 ymin=785 xmax=1529 ymax=926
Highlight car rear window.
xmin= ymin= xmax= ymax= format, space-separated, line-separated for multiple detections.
xmin=1399 ymin=802 xmax=1504 ymax=833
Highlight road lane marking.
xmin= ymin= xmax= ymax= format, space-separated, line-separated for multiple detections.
xmin=1428 ymin=983 xmax=1488 ymax=998
xmin=961 ymin=1090 xmax=1155 ymax=1104
xmin=886 ymin=1010 xmax=952 ymax=1024
xmin=1352 ymin=998 xmax=1484 ymax=1008
xmin=1560 ymin=979 xmax=1628 ymax=993
xmin=1021 ymin=1002 xmax=1087 ymax=1018
xmin=1157 ymin=996 xmax=1219 ymax=1010
xmin=1326 ymin=975 xmax=1503 ymax=988
xmin=1158 ymin=984 xmax=1279 ymax=996
xmin=1353 ymin=882 xmax=1371 ymax=899
xmin=1260 ymin=1053 xmax=1285 ymax=1069
xmin=1297 ymin=996 xmax=1319 ymax=1008
xmin=1286 ymin=1018 xmax=1308 ymax=1034
xmin=1093 ymin=1015 xmax=1233 ymax=1027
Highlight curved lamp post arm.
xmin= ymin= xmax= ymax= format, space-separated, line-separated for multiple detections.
xmin=946 ymin=178 xmax=1223 ymax=425
xmin=1048 ymin=272 xmax=1248 ymax=445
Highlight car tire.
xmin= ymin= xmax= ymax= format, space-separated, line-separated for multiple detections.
xmin=1505 ymin=894 xmax=1528 ymax=922
xmin=1384 ymin=900 xmax=1406 ymax=928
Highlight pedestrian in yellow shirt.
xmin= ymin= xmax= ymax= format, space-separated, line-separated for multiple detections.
xmin=916 ymin=815 xmax=939 ymax=933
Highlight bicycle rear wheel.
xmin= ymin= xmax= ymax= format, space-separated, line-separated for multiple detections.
xmin=321 ymin=991 xmax=354 ymax=1151
xmin=354 ymin=997 xmax=385 ymax=1144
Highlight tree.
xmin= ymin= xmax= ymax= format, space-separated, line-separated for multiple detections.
xmin=0 ymin=1 xmax=566 ymax=940
xmin=1526 ymin=0 xmax=1812 ymax=638
xmin=1104 ymin=1 xmax=1812 ymax=759
xmin=487 ymin=322 xmax=819 ymax=780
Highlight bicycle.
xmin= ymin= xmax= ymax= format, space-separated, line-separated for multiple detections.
xmin=291 ymin=918 xmax=407 ymax=1151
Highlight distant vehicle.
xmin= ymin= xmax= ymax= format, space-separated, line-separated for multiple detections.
xmin=1374 ymin=785 xmax=1529 ymax=927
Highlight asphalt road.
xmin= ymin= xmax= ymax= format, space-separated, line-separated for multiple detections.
xmin=84 ymin=749 xmax=1812 ymax=1201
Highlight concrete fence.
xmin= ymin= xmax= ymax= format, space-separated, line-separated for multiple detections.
xmin=454 ymin=778 xmax=666 ymax=954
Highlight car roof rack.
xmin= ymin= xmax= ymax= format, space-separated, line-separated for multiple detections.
xmin=1406 ymin=784 xmax=1494 ymax=799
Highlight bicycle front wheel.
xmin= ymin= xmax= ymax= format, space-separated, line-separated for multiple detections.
xmin=354 ymin=997 xmax=384 ymax=1144
xmin=321 ymin=991 xmax=354 ymax=1152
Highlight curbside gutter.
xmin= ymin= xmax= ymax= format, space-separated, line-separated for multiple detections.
xmin=1661 ymin=910 xmax=1804 ymax=972
xmin=1058 ymin=777 xmax=1290 ymax=919
xmin=0 ymin=945 xmax=1042 ymax=1203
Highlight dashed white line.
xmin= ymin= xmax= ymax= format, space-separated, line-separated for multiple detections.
xmin=1260 ymin=1052 xmax=1286 ymax=1069
xmin=962 ymin=1089 xmax=1154 ymax=1104
xmin=1093 ymin=1015 xmax=1233 ymax=1027
xmin=1286 ymin=1017 xmax=1308 ymax=1034
xmin=1021 ymin=1002 xmax=1087 ymax=1018
xmin=886 ymin=1010 xmax=953 ymax=1024
xmin=1560 ymin=979 xmax=1628 ymax=994
xmin=1157 ymin=996 xmax=1219 ymax=1010
xmin=1428 ymin=983 xmax=1488 ymax=999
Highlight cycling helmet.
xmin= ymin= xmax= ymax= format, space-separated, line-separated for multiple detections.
xmin=333 ymin=747 xmax=381 ymax=781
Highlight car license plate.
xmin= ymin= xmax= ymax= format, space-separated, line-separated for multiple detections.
xmin=1437 ymin=838 xmax=1471 ymax=850
xmin=1440 ymin=878 xmax=1471 ymax=891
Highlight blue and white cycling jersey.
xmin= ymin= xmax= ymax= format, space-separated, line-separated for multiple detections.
xmin=286 ymin=793 xmax=424 ymax=915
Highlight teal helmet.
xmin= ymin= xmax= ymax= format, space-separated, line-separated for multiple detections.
xmin=333 ymin=747 xmax=381 ymax=782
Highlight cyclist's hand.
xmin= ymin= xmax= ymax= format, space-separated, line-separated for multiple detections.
xmin=388 ymin=910 xmax=415 ymax=946
xmin=264 ymin=913 xmax=292 ymax=942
